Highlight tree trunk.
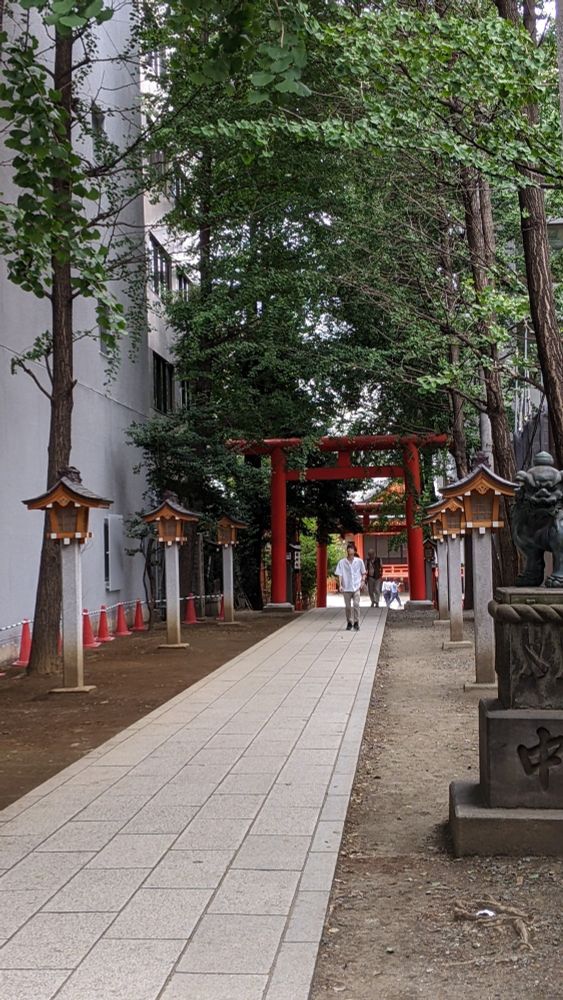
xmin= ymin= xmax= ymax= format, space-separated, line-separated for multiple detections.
xmin=437 ymin=191 xmax=469 ymax=478
xmin=494 ymin=0 xmax=563 ymax=469
xmin=448 ymin=355 xmax=469 ymax=478
xmin=28 ymin=31 xmax=74 ymax=675
xmin=459 ymin=168 xmax=516 ymax=482
xmin=459 ymin=166 xmax=517 ymax=585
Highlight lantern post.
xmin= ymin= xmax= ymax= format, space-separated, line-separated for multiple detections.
xmin=23 ymin=467 xmax=112 ymax=692
xmin=427 ymin=498 xmax=472 ymax=649
xmin=423 ymin=537 xmax=436 ymax=603
xmin=143 ymin=498 xmax=200 ymax=647
xmin=217 ymin=515 xmax=247 ymax=624
xmin=424 ymin=511 xmax=449 ymax=625
xmin=442 ymin=467 xmax=515 ymax=688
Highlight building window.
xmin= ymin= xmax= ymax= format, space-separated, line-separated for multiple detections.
xmin=150 ymin=236 xmax=171 ymax=296
xmin=147 ymin=47 xmax=167 ymax=78
xmin=180 ymin=379 xmax=190 ymax=409
xmin=91 ymin=104 xmax=106 ymax=164
xmin=172 ymin=170 xmax=189 ymax=204
xmin=153 ymin=351 xmax=174 ymax=413
xmin=149 ymin=148 xmax=167 ymax=181
xmin=104 ymin=514 xmax=124 ymax=591
xmin=177 ymin=269 xmax=189 ymax=299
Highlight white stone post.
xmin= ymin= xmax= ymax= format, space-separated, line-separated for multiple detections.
xmin=222 ymin=545 xmax=235 ymax=624
xmin=467 ymin=526 xmax=496 ymax=688
xmin=425 ymin=556 xmax=433 ymax=602
xmin=160 ymin=543 xmax=188 ymax=648
xmin=52 ymin=541 xmax=95 ymax=693
xmin=435 ymin=539 xmax=449 ymax=623
xmin=443 ymin=534 xmax=472 ymax=650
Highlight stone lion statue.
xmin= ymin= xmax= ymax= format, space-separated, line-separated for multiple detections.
xmin=512 ymin=451 xmax=563 ymax=588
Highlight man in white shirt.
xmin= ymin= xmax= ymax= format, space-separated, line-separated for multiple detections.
xmin=334 ymin=542 xmax=366 ymax=631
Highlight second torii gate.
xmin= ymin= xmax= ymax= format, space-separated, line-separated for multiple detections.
xmin=231 ymin=434 xmax=448 ymax=608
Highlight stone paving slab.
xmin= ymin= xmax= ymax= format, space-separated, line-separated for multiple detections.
xmin=0 ymin=604 xmax=385 ymax=999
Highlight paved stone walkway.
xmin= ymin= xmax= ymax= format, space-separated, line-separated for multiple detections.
xmin=0 ymin=605 xmax=385 ymax=1000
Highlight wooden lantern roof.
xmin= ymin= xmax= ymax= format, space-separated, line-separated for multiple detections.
xmin=24 ymin=476 xmax=112 ymax=512
xmin=24 ymin=471 xmax=112 ymax=543
xmin=424 ymin=496 xmax=466 ymax=536
xmin=143 ymin=499 xmax=201 ymax=525
xmin=218 ymin=514 xmax=247 ymax=530
xmin=440 ymin=465 xmax=515 ymax=530
xmin=440 ymin=465 xmax=515 ymax=500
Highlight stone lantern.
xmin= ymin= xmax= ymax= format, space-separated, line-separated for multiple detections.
xmin=217 ymin=514 xmax=246 ymax=624
xmin=143 ymin=497 xmax=200 ymax=647
xmin=425 ymin=497 xmax=470 ymax=649
xmin=24 ymin=467 xmax=112 ymax=692
xmin=424 ymin=508 xmax=448 ymax=624
xmin=442 ymin=465 xmax=516 ymax=687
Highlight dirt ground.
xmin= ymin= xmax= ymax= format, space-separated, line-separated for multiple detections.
xmin=311 ymin=609 xmax=563 ymax=1000
xmin=0 ymin=612 xmax=292 ymax=811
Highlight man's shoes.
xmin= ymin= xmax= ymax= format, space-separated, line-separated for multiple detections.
xmin=346 ymin=621 xmax=353 ymax=631
xmin=353 ymin=622 xmax=359 ymax=631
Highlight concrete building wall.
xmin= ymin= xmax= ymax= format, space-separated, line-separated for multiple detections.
xmin=0 ymin=7 xmax=176 ymax=658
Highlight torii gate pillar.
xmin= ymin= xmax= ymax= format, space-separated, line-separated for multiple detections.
xmin=403 ymin=441 xmax=430 ymax=604
xmin=265 ymin=447 xmax=294 ymax=610
xmin=316 ymin=540 xmax=328 ymax=608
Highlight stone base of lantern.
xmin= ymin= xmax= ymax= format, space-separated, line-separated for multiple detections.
xmin=405 ymin=599 xmax=434 ymax=609
xmin=263 ymin=602 xmax=294 ymax=613
xmin=463 ymin=681 xmax=497 ymax=692
xmin=442 ymin=639 xmax=472 ymax=651
xmin=49 ymin=685 xmax=96 ymax=695
xmin=158 ymin=643 xmax=190 ymax=650
xmin=433 ymin=618 xmax=450 ymax=627
xmin=449 ymin=780 xmax=563 ymax=857
xmin=216 ymin=621 xmax=244 ymax=627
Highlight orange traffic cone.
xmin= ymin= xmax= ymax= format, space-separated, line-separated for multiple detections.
xmin=132 ymin=600 xmax=147 ymax=631
xmin=114 ymin=603 xmax=131 ymax=637
xmin=83 ymin=609 xmax=101 ymax=649
xmin=13 ymin=620 xmax=31 ymax=668
xmin=96 ymin=605 xmax=114 ymax=643
xmin=216 ymin=594 xmax=225 ymax=622
xmin=183 ymin=593 xmax=200 ymax=625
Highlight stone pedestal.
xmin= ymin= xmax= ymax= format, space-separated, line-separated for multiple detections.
xmin=491 ymin=587 xmax=563 ymax=710
xmin=479 ymin=699 xmax=563 ymax=808
xmin=449 ymin=781 xmax=563 ymax=857
xmin=450 ymin=588 xmax=563 ymax=857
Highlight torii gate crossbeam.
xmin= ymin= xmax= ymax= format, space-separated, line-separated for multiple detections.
xmin=230 ymin=434 xmax=448 ymax=607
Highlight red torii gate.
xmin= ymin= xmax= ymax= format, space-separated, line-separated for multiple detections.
xmin=230 ymin=434 xmax=448 ymax=608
